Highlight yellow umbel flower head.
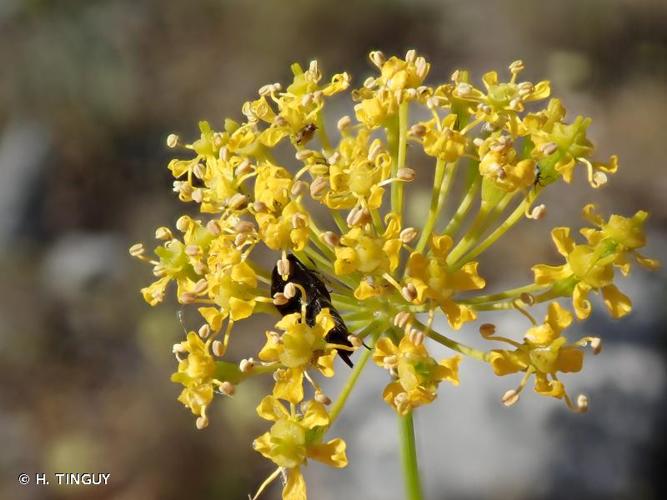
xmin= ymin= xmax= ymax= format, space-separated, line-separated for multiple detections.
xmin=132 ymin=49 xmax=659 ymax=500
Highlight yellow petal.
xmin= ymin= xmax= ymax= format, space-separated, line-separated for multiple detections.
xmin=532 ymin=264 xmax=571 ymax=285
xmin=252 ymin=432 xmax=273 ymax=461
xmin=282 ymin=468 xmax=307 ymax=500
xmin=635 ymin=252 xmax=660 ymax=271
xmin=488 ymin=350 xmax=525 ymax=376
xmin=572 ymin=282 xmax=592 ymax=320
xmin=551 ymin=227 xmax=575 ymax=257
xmin=440 ymin=299 xmax=476 ymax=330
xmin=229 ymin=297 xmax=255 ymax=321
xmin=256 ymin=395 xmax=289 ymax=421
xmin=373 ymin=337 xmax=398 ymax=366
xmin=231 ymin=261 xmax=257 ymax=287
xmin=308 ymin=439 xmax=348 ymax=468
xmin=545 ymin=301 xmax=573 ymax=334
xmin=533 ymin=375 xmax=564 ymax=398
xmin=198 ymin=306 xmax=226 ymax=332
xmin=451 ymin=262 xmax=486 ymax=291
xmin=301 ymin=400 xmax=330 ymax=428
xmin=273 ymin=368 xmax=305 ymax=404
xmin=556 ymin=346 xmax=584 ymax=373
xmin=436 ymin=355 xmax=461 ymax=385
xmin=601 ymin=284 xmax=632 ymax=318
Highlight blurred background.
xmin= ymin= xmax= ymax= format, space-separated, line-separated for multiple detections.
xmin=1 ymin=0 xmax=666 ymax=499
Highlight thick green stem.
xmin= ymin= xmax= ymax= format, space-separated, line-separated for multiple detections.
xmin=399 ymin=411 xmax=424 ymax=500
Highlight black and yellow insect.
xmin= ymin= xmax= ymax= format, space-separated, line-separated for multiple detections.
xmin=271 ymin=254 xmax=354 ymax=367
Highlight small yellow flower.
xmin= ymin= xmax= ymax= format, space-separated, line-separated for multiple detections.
xmin=255 ymin=200 xmax=310 ymax=251
xmin=405 ymin=234 xmax=485 ymax=329
xmin=170 ymin=332 xmax=217 ymax=426
xmin=532 ymin=205 xmax=659 ymax=319
xmin=373 ymin=335 xmax=460 ymax=415
xmin=334 ymin=214 xmax=402 ymax=294
xmin=478 ymin=133 xmax=536 ymax=193
xmin=415 ymin=114 xmax=467 ymax=163
xmin=488 ymin=302 xmax=587 ymax=405
xmin=258 ymin=309 xmax=340 ymax=404
xmin=253 ymin=396 xmax=347 ymax=500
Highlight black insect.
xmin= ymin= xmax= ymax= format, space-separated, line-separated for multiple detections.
xmin=271 ymin=254 xmax=354 ymax=367
xmin=295 ymin=123 xmax=317 ymax=146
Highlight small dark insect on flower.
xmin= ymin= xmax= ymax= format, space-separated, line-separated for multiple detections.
xmin=295 ymin=123 xmax=317 ymax=146
xmin=271 ymin=254 xmax=354 ymax=367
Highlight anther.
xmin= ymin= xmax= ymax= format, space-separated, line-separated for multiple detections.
xmin=315 ymin=391 xmax=332 ymax=405
xmin=509 ymin=60 xmax=525 ymax=74
xmin=219 ymin=146 xmax=230 ymax=162
xmin=369 ymin=51 xmax=386 ymax=69
xmin=415 ymin=57 xmax=428 ymax=79
xmin=166 ymin=133 xmax=179 ymax=148
xmin=397 ymin=168 xmax=416 ymax=182
xmin=295 ymin=149 xmax=314 ymax=161
xmin=520 ymin=293 xmax=535 ymax=305
xmin=175 ymin=216 xmax=191 ymax=232
xmin=228 ymin=193 xmax=249 ymax=210
xmin=393 ymin=311 xmax=412 ymax=329
xmin=291 ymin=181 xmax=308 ymax=198
xmin=272 ymin=293 xmax=289 ymax=306
xmin=383 ymin=355 xmax=398 ymax=369
xmin=540 ymin=142 xmax=558 ymax=155
xmin=252 ymin=201 xmax=268 ymax=213
xmin=346 ymin=206 xmax=371 ymax=227
xmin=576 ymin=394 xmax=589 ymax=413
xmin=181 ymin=292 xmax=197 ymax=304
xmin=185 ymin=245 xmax=201 ymax=257
xmin=193 ymin=162 xmax=206 ymax=179
xmin=220 ymin=381 xmax=235 ymax=396
xmin=283 ymin=283 xmax=298 ymax=299
xmin=502 ymin=389 xmax=520 ymax=407
xmin=239 ymin=358 xmax=255 ymax=373
xmin=195 ymin=415 xmax=209 ymax=430
xmin=337 ymin=115 xmax=352 ymax=132
xmin=408 ymin=328 xmax=424 ymax=345
xmin=191 ymin=188 xmax=203 ymax=203
xmin=347 ymin=335 xmax=363 ymax=349
xmin=527 ymin=204 xmax=547 ymax=220
xmin=235 ymin=159 xmax=253 ymax=176
xmin=258 ymin=84 xmax=275 ymax=96
xmin=129 ymin=243 xmax=145 ymax=257
xmin=198 ymin=324 xmax=211 ymax=339
xmin=276 ymin=257 xmax=290 ymax=278
xmin=400 ymin=227 xmax=418 ymax=244
xmin=456 ymin=82 xmax=473 ymax=97
xmin=401 ymin=283 xmax=418 ymax=302
xmin=291 ymin=213 xmax=307 ymax=229
xmin=479 ymin=323 xmax=496 ymax=337
xmin=405 ymin=49 xmax=417 ymax=63
xmin=206 ymin=220 xmax=221 ymax=236
xmin=310 ymin=176 xmax=328 ymax=198
xmin=368 ymin=140 xmax=383 ymax=161
xmin=409 ymin=124 xmax=428 ymax=138
xmin=590 ymin=337 xmax=602 ymax=355
xmin=591 ymin=171 xmax=608 ymax=188
xmin=322 ymin=231 xmax=340 ymax=248
xmin=235 ymin=220 xmax=255 ymax=233
xmin=212 ymin=340 xmax=224 ymax=357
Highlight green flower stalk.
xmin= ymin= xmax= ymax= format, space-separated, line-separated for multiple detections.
xmin=130 ymin=50 xmax=659 ymax=500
